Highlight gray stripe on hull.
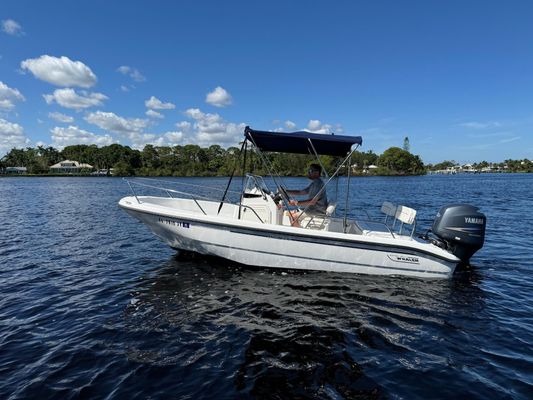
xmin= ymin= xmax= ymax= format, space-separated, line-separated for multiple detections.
xmin=195 ymin=241 xmax=450 ymax=276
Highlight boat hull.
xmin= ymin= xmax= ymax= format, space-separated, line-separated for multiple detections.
xmin=121 ymin=199 xmax=458 ymax=279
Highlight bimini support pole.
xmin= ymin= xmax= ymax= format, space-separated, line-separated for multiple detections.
xmin=246 ymin=134 xmax=296 ymax=224
xmin=343 ymin=151 xmax=353 ymax=233
xmin=217 ymin=139 xmax=247 ymax=215
xmin=295 ymin=145 xmax=358 ymax=226
xmin=306 ymin=138 xmax=330 ymax=180
xmin=238 ymin=139 xmax=248 ymax=220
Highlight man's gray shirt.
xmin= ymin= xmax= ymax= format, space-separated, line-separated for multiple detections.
xmin=303 ymin=178 xmax=328 ymax=215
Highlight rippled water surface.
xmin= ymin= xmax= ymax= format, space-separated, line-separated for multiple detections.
xmin=0 ymin=175 xmax=532 ymax=399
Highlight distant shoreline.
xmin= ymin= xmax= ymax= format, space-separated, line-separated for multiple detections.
xmin=2 ymin=171 xmax=532 ymax=178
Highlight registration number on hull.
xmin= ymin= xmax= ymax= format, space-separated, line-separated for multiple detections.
xmin=158 ymin=217 xmax=190 ymax=228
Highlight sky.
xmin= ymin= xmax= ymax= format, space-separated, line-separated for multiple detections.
xmin=1 ymin=0 xmax=533 ymax=164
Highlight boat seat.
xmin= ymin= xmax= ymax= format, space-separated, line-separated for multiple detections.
xmin=355 ymin=220 xmax=396 ymax=238
xmin=381 ymin=201 xmax=397 ymax=227
xmin=304 ymin=202 xmax=336 ymax=230
xmin=356 ymin=202 xmax=417 ymax=238
xmin=325 ymin=202 xmax=337 ymax=217
xmin=394 ymin=205 xmax=417 ymax=237
xmin=353 ymin=201 xmax=396 ymax=237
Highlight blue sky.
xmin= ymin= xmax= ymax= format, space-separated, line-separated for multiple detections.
xmin=1 ymin=0 xmax=532 ymax=163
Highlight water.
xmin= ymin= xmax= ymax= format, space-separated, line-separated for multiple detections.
xmin=0 ymin=174 xmax=531 ymax=399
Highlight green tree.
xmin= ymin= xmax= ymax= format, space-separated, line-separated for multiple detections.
xmin=350 ymin=150 xmax=379 ymax=172
xmin=403 ymin=137 xmax=410 ymax=152
xmin=377 ymin=147 xmax=425 ymax=175
xmin=431 ymin=160 xmax=456 ymax=171
xmin=113 ymin=160 xmax=134 ymax=176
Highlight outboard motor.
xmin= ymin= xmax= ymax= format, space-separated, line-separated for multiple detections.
xmin=431 ymin=204 xmax=486 ymax=263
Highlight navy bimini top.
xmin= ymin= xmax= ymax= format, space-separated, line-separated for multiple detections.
xmin=244 ymin=126 xmax=362 ymax=157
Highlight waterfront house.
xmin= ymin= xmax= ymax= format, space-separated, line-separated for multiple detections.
xmin=49 ymin=160 xmax=93 ymax=174
xmin=462 ymin=164 xmax=477 ymax=173
xmin=3 ymin=166 xmax=27 ymax=174
xmin=362 ymin=164 xmax=378 ymax=174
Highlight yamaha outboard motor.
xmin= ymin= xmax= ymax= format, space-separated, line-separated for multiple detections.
xmin=431 ymin=204 xmax=486 ymax=263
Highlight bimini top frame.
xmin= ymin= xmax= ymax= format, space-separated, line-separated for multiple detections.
xmin=243 ymin=126 xmax=362 ymax=230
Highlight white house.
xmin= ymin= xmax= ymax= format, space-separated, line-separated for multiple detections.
xmin=49 ymin=160 xmax=93 ymax=173
xmin=4 ymin=166 xmax=27 ymax=174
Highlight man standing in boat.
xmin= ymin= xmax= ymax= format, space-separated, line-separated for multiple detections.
xmin=285 ymin=163 xmax=328 ymax=226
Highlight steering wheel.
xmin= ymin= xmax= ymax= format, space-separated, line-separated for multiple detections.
xmin=275 ymin=186 xmax=301 ymax=211
xmin=278 ymin=185 xmax=290 ymax=201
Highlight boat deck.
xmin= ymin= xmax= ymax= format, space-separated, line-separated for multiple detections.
xmin=123 ymin=196 xmax=418 ymax=243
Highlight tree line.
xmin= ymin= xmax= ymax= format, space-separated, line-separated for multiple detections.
xmin=0 ymin=143 xmax=429 ymax=176
xmin=427 ymin=159 xmax=533 ymax=173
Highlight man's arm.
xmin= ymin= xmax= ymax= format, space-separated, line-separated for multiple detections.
xmin=289 ymin=197 xmax=318 ymax=206
xmin=286 ymin=189 xmax=307 ymax=196
xmin=286 ymin=184 xmax=310 ymax=196
xmin=289 ymin=181 xmax=323 ymax=206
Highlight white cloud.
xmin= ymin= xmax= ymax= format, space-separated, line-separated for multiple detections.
xmin=0 ymin=118 xmax=30 ymax=155
xmin=117 ymin=65 xmax=146 ymax=82
xmin=307 ymin=120 xmax=322 ymax=131
xmin=499 ymin=136 xmax=521 ymax=144
xmin=164 ymin=131 xmax=184 ymax=143
xmin=466 ymin=131 xmax=510 ymax=139
xmin=2 ymin=19 xmax=24 ymax=36
xmin=285 ymin=120 xmax=296 ymax=129
xmin=140 ymin=131 xmax=185 ymax=148
xmin=85 ymin=111 xmax=149 ymax=137
xmin=275 ymin=119 xmax=340 ymax=134
xmin=205 ymin=86 xmax=232 ymax=108
xmin=145 ymin=96 xmax=175 ymax=110
xmin=0 ymin=81 xmax=25 ymax=111
xmin=184 ymin=108 xmax=204 ymax=120
xmin=21 ymin=55 xmax=97 ymax=88
xmin=43 ymin=88 xmax=107 ymax=110
xmin=175 ymin=121 xmax=191 ymax=132
xmin=50 ymin=125 xmax=115 ymax=148
xmin=184 ymin=107 xmax=245 ymax=146
xmin=84 ymin=110 xmax=187 ymax=149
xmin=459 ymin=121 xmax=502 ymax=129
xmin=48 ymin=112 xmax=74 ymax=123
xmin=125 ymin=133 xmax=158 ymax=149
xmin=305 ymin=119 xmax=333 ymax=134
xmin=146 ymin=109 xmax=164 ymax=119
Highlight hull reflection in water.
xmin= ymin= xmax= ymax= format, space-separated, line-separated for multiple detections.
xmin=123 ymin=252 xmax=485 ymax=398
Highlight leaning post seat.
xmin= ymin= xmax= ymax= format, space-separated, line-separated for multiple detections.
xmin=303 ymin=202 xmax=336 ymax=230
xmin=325 ymin=202 xmax=336 ymax=217
xmin=354 ymin=201 xmax=417 ymax=238
xmin=381 ymin=201 xmax=397 ymax=226
xmin=394 ymin=205 xmax=417 ymax=236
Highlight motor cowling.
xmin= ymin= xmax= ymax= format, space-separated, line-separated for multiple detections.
xmin=431 ymin=204 xmax=486 ymax=263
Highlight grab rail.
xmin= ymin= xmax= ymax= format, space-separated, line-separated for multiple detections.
xmin=132 ymin=177 xmax=242 ymax=195
xmin=123 ymin=178 xmax=265 ymax=223
xmin=124 ymin=178 xmax=208 ymax=215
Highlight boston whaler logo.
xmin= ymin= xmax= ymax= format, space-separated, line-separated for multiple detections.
xmin=465 ymin=217 xmax=484 ymax=225
xmin=387 ymin=254 xmax=420 ymax=264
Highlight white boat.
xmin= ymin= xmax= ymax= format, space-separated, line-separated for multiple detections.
xmin=119 ymin=127 xmax=486 ymax=279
